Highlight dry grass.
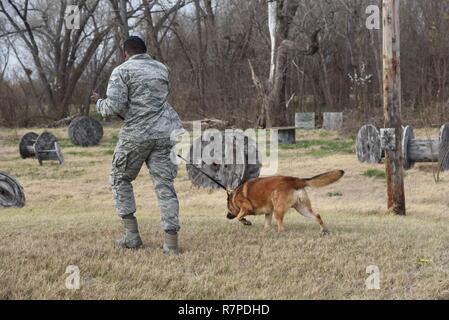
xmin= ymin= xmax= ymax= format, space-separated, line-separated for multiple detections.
xmin=1 ymin=127 xmax=449 ymax=300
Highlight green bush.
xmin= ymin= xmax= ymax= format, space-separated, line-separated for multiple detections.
xmin=362 ymin=169 xmax=386 ymax=179
xmin=280 ymin=138 xmax=354 ymax=157
xmin=327 ymin=191 xmax=343 ymax=197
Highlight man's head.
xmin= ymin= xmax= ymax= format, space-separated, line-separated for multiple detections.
xmin=123 ymin=36 xmax=147 ymax=60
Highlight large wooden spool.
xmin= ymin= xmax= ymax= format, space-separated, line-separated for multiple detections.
xmin=402 ymin=126 xmax=414 ymax=170
xmin=403 ymin=124 xmax=449 ymax=170
xmin=440 ymin=124 xmax=449 ymax=171
xmin=356 ymin=124 xmax=449 ymax=171
xmin=19 ymin=132 xmax=39 ymax=159
xmin=19 ymin=131 xmax=64 ymax=166
xmin=356 ymin=124 xmax=382 ymax=164
xmin=0 ymin=172 xmax=25 ymax=208
xmin=186 ymin=131 xmax=261 ymax=190
xmin=68 ymin=116 xmax=104 ymax=147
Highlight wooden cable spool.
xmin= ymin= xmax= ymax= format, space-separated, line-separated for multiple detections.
xmin=401 ymin=125 xmax=414 ymax=170
xmin=403 ymin=124 xmax=449 ymax=170
xmin=68 ymin=116 xmax=104 ymax=147
xmin=440 ymin=124 xmax=449 ymax=171
xmin=356 ymin=124 xmax=382 ymax=164
xmin=186 ymin=131 xmax=261 ymax=190
xmin=0 ymin=172 xmax=25 ymax=208
xmin=19 ymin=132 xmax=38 ymax=159
xmin=356 ymin=124 xmax=449 ymax=171
xmin=19 ymin=131 xmax=64 ymax=166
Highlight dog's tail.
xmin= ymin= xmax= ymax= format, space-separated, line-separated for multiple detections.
xmin=304 ymin=170 xmax=345 ymax=188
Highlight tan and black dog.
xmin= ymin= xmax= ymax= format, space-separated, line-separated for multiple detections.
xmin=226 ymin=170 xmax=344 ymax=234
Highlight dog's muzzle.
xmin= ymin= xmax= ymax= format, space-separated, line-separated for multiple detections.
xmin=227 ymin=212 xmax=236 ymax=220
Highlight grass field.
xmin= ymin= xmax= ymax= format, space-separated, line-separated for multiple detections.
xmin=1 ymin=126 xmax=449 ymax=299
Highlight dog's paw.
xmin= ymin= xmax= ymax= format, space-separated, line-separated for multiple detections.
xmin=320 ymin=230 xmax=330 ymax=237
xmin=241 ymin=219 xmax=252 ymax=226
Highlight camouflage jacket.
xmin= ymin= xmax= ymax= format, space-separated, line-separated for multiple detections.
xmin=96 ymin=54 xmax=184 ymax=141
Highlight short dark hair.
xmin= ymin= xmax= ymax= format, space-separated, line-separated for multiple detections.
xmin=123 ymin=36 xmax=147 ymax=55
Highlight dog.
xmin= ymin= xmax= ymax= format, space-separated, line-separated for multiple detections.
xmin=226 ymin=170 xmax=344 ymax=235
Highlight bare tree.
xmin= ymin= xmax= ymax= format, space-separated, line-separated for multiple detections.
xmin=0 ymin=0 xmax=112 ymax=118
xmin=251 ymin=0 xmax=321 ymax=128
xmin=79 ymin=37 xmax=116 ymax=116
xmin=143 ymin=0 xmax=189 ymax=62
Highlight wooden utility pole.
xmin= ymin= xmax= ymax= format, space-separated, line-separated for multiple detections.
xmin=382 ymin=0 xmax=406 ymax=215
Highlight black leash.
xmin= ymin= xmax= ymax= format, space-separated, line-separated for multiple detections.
xmin=177 ymin=154 xmax=230 ymax=193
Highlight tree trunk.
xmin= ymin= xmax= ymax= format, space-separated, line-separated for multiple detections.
xmin=194 ymin=0 xmax=207 ymax=115
xmin=203 ymin=0 xmax=218 ymax=56
xmin=269 ymin=40 xmax=290 ymax=126
xmin=266 ymin=0 xmax=299 ymax=127
xmin=110 ymin=0 xmax=129 ymax=63
xmin=268 ymin=0 xmax=277 ymax=84
xmin=370 ymin=29 xmax=383 ymax=108
xmin=143 ymin=0 xmax=164 ymax=61
xmin=319 ymin=50 xmax=333 ymax=111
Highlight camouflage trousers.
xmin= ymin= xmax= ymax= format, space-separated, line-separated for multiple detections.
xmin=110 ymin=137 xmax=180 ymax=232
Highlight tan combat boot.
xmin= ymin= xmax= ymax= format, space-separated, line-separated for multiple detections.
xmin=163 ymin=232 xmax=179 ymax=255
xmin=117 ymin=216 xmax=143 ymax=249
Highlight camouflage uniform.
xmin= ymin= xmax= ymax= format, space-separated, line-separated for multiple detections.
xmin=96 ymin=54 xmax=184 ymax=233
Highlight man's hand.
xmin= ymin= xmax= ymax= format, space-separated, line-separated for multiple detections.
xmin=90 ymin=92 xmax=101 ymax=104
